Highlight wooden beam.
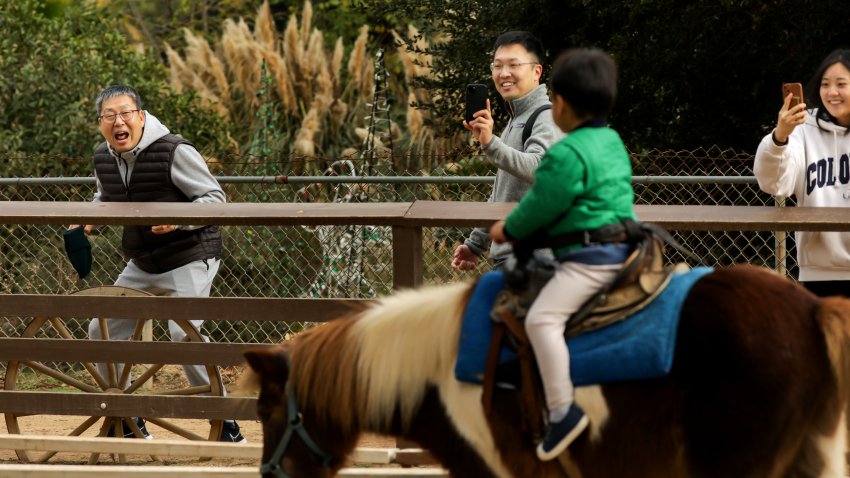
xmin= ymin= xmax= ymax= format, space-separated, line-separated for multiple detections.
xmin=395 ymin=448 xmax=438 ymax=466
xmin=0 ymin=465 xmax=448 ymax=477
xmin=404 ymin=201 xmax=512 ymax=227
xmin=0 ymin=391 xmax=257 ymax=420
xmin=0 ymin=338 xmax=276 ymax=366
xmin=633 ymin=204 xmax=850 ymax=231
xmin=0 ymin=201 xmax=413 ymax=226
xmin=0 ymin=435 xmax=260 ymax=459
xmin=0 ymin=296 xmax=371 ymax=322
xmin=5 ymin=201 xmax=850 ymax=231
xmin=405 ymin=202 xmax=850 ymax=232
xmin=0 ymin=465 xmax=257 ymax=477
xmin=0 ymin=435 xmax=399 ymax=464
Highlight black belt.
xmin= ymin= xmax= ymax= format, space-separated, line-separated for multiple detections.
xmin=512 ymin=219 xmax=699 ymax=263
xmin=513 ymin=220 xmax=640 ymax=259
xmin=558 ymin=223 xmax=631 ymax=247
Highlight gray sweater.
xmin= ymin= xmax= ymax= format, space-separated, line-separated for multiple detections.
xmin=464 ymin=84 xmax=562 ymax=264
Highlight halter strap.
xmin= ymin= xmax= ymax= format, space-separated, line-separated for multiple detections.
xmin=259 ymin=387 xmax=334 ymax=477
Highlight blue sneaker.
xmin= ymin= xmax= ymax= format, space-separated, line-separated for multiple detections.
xmin=536 ymin=404 xmax=588 ymax=461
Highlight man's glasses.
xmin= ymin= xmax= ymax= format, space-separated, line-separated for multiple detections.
xmin=490 ymin=62 xmax=537 ymax=73
xmin=98 ymin=110 xmax=140 ymax=123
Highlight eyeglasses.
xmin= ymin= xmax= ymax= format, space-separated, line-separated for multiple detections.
xmin=490 ymin=62 xmax=537 ymax=73
xmin=98 ymin=110 xmax=140 ymax=123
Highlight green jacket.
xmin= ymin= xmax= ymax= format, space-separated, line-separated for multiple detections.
xmin=504 ymin=124 xmax=635 ymax=255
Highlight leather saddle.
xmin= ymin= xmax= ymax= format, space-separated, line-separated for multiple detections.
xmin=482 ymin=223 xmax=695 ymax=438
xmin=492 ymin=233 xmax=688 ymax=339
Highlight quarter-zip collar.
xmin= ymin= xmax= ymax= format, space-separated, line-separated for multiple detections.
xmin=505 ymin=84 xmax=550 ymax=118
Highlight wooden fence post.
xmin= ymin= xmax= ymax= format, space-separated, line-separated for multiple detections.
xmin=391 ymin=225 xmax=423 ymax=456
xmin=391 ymin=226 xmax=423 ymax=290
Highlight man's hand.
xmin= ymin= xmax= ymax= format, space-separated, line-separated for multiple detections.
xmin=151 ymin=225 xmax=178 ymax=234
xmin=489 ymin=220 xmax=509 ymax=244
xmin=68 ymin=224 xmax=99 ymax=234
xmin=462 ymin=99 xmax=494 ymax=147
xmin=452 ymin=244 xmax=480 ymax=271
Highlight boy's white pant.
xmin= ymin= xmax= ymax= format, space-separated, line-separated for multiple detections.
xmin=525 ymin=261 xmax=621 ymax=412
xmin=88 ymin=258 xmax=220 ymax=390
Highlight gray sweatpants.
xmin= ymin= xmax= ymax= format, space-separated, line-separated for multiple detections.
xmin=88 ymin=258 xmax=220 ymax=389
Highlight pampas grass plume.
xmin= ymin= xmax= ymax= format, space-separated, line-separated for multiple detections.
xmin=255 ymin=0 xmax=277 ymax=49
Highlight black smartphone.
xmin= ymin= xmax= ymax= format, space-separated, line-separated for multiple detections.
xmin=465 ymin=84 xmax=488 ymax=123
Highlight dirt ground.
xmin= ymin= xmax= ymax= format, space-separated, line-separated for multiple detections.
xmin=0 ymin=364 xmax=398 ymax=468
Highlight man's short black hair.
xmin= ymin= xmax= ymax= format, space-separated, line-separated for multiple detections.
xmin=551 ymin=48 xmax=617 ymax=118
xmin=95 ymin=85 xmax=143 ymax=116
xmin=493 ymin=31 xmax=545 ymax=64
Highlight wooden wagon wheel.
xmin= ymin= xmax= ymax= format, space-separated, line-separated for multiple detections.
xmin=3 ymin=285 xmax=225 ymax=464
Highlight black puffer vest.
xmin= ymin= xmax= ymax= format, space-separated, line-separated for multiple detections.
xmin=94 ymin=134 xmax=222 ymax=274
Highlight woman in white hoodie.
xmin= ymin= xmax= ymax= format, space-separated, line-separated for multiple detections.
xmin=755 ymin=49 xmax=850 ymax=296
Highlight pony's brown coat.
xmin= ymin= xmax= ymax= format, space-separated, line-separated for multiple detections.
xmin=289 ymin=316 xmax=362 ymax=435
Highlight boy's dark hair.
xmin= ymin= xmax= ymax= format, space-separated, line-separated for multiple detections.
xmin=95 ymin=85 xmax=143 ymax=116
xmin=493 ymin=31 xmax=545 ymax=64
xmin=551 ymin=48 xmax=617 ymax=118
xmin=806 ymin=48 xmax=850 ymax=133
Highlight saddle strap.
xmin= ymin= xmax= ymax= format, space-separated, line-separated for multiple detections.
xmin=482 ymin=322 xmax=506 ymax=417
xmin=493 ymin=309 xmax=544 ymax=438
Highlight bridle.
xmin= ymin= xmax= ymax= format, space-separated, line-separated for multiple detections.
xmin=260 ymin=386 xmax=334 ymax=478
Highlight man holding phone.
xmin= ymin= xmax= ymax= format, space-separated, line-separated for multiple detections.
xmin=453 ymin=30 xmax=562 ymax=271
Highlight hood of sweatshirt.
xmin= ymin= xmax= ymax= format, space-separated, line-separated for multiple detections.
xmin=803 ymin=108 xmax=850 ymax=133
xmin=802 ymin=108 xmax=850 ymax=165
xmin=107 ymin=112 xmax=170 ymax=163
xmin=105 ymin=112 xmax=170 ymax=181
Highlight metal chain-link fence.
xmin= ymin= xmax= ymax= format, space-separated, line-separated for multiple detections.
xmin=0 ymin=147 xmax=787 ymax=351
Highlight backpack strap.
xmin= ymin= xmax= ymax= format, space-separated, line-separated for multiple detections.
xmin=521 ymin=104 xmax=553 ymax=145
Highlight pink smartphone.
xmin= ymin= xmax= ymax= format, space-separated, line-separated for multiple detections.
xmin=782 ymin=82 xmax=803 ymax=108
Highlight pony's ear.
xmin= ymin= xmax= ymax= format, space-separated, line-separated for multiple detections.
xmin=243 ymin=346 xmax=290 ymax=380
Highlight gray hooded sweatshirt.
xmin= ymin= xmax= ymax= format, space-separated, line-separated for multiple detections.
xmin=92 ymin=112 xmax=226 ymax=231
xmin=464 ymin=83 xmax=563 ymax=265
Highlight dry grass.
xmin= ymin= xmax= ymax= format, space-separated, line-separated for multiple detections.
xmin=392 ymin=26 xmax=467 ymax=170
xmin=165 ymin=0 xmax=467 ymax=172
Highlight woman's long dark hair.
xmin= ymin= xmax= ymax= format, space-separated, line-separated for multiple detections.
xmin=805 ymin=49 xmax=850 ymax=133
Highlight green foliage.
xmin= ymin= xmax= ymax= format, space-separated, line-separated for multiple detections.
xmin=0 ymin=0 xmax=234 ymax=169
xmin=112 ymin=0 xmax=257 ymax=51
xmin=308 ymin=0 xmax=408 ymax=46
xmin=388 ymin=0 xmax=848 ymax=152
xmin=387 ymin=0 xmax=554 ymax=137
xmin=591 ymin=0 xmax=847 ymax=151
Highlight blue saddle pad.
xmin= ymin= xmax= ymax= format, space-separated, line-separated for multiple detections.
xmin=454 ymin=266 xmax=713 ymax=386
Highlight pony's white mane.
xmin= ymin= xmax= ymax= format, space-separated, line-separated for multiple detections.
xmin=352 ymin=280 xmax=471 ymax=428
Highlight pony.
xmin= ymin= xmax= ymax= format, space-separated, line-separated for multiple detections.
xmin=242 ymin=264 xmax=850 ymax=478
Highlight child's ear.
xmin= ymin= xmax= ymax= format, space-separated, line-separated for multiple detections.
xmin=553 ymin=94 xmax=569 ymax=113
